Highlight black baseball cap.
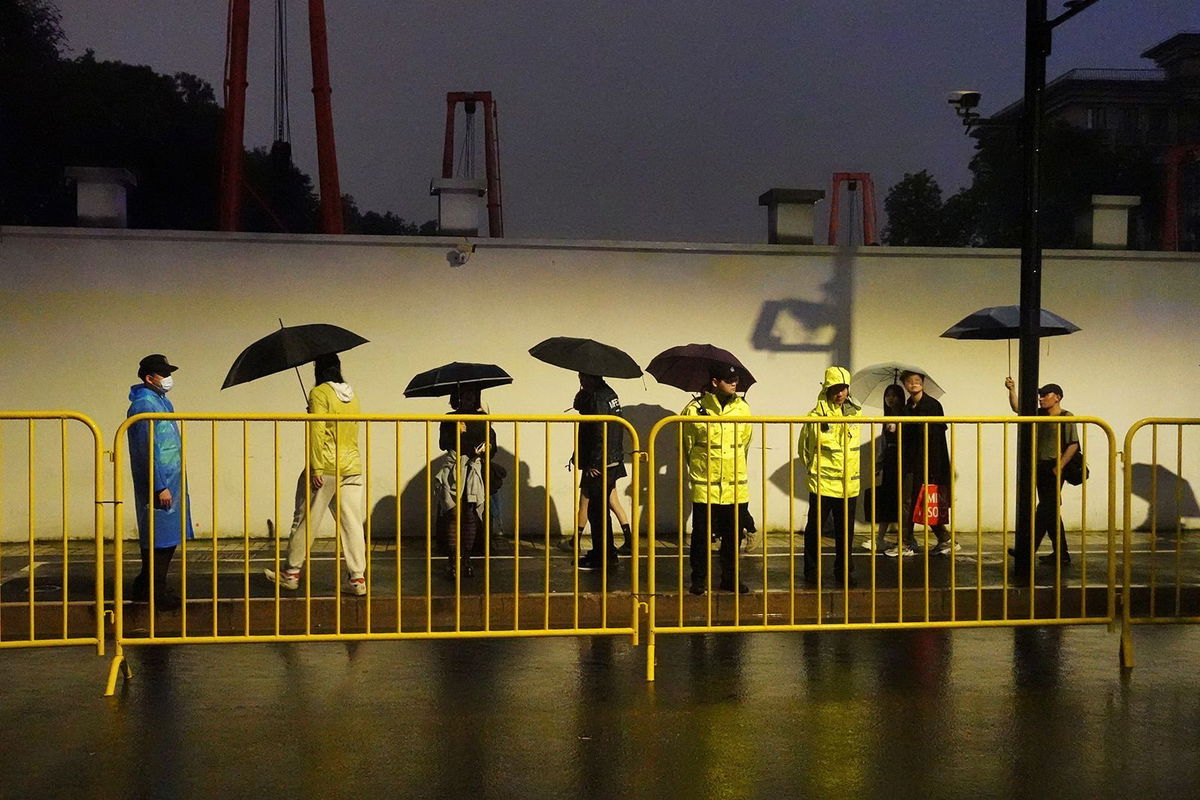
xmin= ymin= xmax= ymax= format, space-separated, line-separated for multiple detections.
xmin=709 ymin=363 xmax=741 ymax=381
xmin=138 ymin=354 xmax=178 ymax=378
xmin=1037 ymin=383 xmax=1063 ymax=398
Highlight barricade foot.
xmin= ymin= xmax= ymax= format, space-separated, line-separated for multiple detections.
xmin=1119 ymin=622 xmax=1135 ymax=670
xmin=104 ymin=654 xmax=132 ymax=696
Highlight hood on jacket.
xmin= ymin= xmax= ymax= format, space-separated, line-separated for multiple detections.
xmin=128 ymin=383 xmax=165 ymax=402
xmin=325 ymin=382 xmax=355 ymax=402
xmin=814 ymin=366 xmax=860 ymax=412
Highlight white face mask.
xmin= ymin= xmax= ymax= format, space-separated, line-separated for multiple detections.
xmin=158 ymin=375 xmax=174 ymax=393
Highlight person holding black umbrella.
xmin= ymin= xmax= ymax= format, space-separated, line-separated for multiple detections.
xmin=264 ymin=354 xmax=367 ymax=596
xmin=1005 ymin=377 xmax=1079 ymax=567
xmin=435 ymin=385 xmax=497 ymax=579
xmin=573 ymin=373 xmax=631 ymax=570
xmin=683 ymin=364 xmax=753 ymax=595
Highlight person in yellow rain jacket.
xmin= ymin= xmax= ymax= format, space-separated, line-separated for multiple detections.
xmin=799 ymin=366 xmax=861 ymax=586
xmin=265 ymin=354 xmax=368 ymax=596
xmin=683 ymin=364 xmax=753 ymax=595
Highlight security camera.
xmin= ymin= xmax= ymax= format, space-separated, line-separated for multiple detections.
xmin=446 ymin=242 xmax=475 ymax=268
xmin=947 ymin=90 xmax=982 ymax=111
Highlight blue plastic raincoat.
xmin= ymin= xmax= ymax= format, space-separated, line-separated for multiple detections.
xmin=127 ymin=384 xmax=194 ymax=548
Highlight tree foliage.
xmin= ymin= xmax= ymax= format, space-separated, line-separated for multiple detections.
xmin=884 ymin=122 xmax=1160 ymax=249
xmin=0 ymin=0 xmax=432 ymax=234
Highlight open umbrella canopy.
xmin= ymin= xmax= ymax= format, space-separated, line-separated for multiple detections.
xmin=222 ymin=323 xmax=369 ymax=389
xmin=403 ymin=362 xmax=512 ymax=398
xmin=849 ymin=362 xmax=944 ymax=407
xmin=941 ymin=306 xmax=1081 ymax=340
xmin=646 ymin=344 xmax=757 ymax=393
xmin=529 ymin=337 xmax=642 ymax=378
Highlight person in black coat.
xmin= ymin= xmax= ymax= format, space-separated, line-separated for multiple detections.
xmin=886 ymin=371 xmax=956 ymax=557
xmin=573 ymin=373 xmax=630 ymax=570
xmin=864 ymin=383 xmax=905 ymax=552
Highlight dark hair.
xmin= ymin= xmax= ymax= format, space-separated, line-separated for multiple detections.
xmin=883 ymin=383 xmax=905 ymax=413
xmin=314 ymin=354 xmax=343 ymax=384
xmin=899 ymin=370 xmax=925 ymax=383
xmin=450 ymin=385 xmax=481 ymax=411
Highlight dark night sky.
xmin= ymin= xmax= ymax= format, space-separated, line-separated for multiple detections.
xmin=54 ymin=1 xmax=1200 ymax=242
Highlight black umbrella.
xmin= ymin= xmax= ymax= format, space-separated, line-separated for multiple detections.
xmin=646 ymin=343 xmax=757 ymax=393
xmin=222 ymin=322 xmax=369 ymax=391
xmin=941 ymin=306 xmax=1080 ymax=340
xmin=529 ymin=337 xmax=642 ymax=378
xmin=403 ymin=362 xmax=512 ymax=398
xmin=941 ymin=305 xmax=1080 ymax=374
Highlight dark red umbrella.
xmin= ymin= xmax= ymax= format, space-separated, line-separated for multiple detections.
xmin=646 ymin=344 xmax=757 ymax=393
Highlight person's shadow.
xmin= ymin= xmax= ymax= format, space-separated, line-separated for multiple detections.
xmin=1129 ymin=462 xmax=1200 ymax=534
xmin=370 ymin=446 xmax=561 ymax=544
xmin=623 ymin=402 xmax=681 ymax=543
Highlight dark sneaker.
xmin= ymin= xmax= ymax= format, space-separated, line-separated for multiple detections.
xmin=129 ymin=574 xmax=150 ymax=603
xmin=154 ymin=587 xmax=182 ymax=611
xmin=689 ymin=583 xmax=706 ymax=596
xmin=1039 ymin=552 xmax=1071 ymax=566
xmin=719 ymin=580 xmax=750 ymax=594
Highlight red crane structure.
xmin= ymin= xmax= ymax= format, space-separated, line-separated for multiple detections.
xmin=826 ymin=172 xmax=879 ymax=246
xmin=1162 ymin=144 xmax=1200 ymax=251
xmin=218 ymin=0 xmax=344 ymax=233
xmin=441 ymin=92 xmax=504 ymax=237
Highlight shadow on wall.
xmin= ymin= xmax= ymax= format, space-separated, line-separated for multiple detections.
xmin=1129 ymin=462 xmax=1200 ymax=532
xmin=622 ymin=403 xmax=680 ymax=541
xmin=368 ymin=447 xmax=561 ymax=541
xmin=750 ymin=248 xmax=854 ymax=366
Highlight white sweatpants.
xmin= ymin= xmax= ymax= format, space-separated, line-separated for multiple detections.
xmin=284 ymin=471 xmax=367 ymax=578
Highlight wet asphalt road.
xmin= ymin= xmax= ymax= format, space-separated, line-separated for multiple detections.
xmin=2 ymin=626 xmax=1199 ymax=799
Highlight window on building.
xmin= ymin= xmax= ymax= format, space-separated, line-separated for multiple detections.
xmin=1086 ymin=106 xmax=1108 ymax=130
xmin=1115 ymin=106 xmax=1140 ymax=144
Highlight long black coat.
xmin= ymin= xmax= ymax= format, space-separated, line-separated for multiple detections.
xmin=900 ymin=393 xmax=951 ymax=491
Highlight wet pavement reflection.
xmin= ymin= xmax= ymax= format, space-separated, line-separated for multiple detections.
xmin=2 ymin=627 xmax=1199 ymax=798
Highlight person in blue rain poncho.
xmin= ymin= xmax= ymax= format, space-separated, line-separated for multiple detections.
xmin=126 ymin=353 xmax=194 ymax=610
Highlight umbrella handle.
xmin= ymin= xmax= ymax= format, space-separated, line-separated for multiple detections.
xmin=278 ymin=317 xmax=308 ymax=404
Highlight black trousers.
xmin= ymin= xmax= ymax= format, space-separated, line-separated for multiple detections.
xmin=1034 ymin=459 xmax=1068 ymax=556
xmin=804 ymin=495 xmax=857 ymax=578
xmin=689 ymin=503 xmax=740 ymax=586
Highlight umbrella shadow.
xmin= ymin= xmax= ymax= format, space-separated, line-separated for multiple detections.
xmin=1129 ymin=462 xmax=1200 ymax=533
xmin=371 ymin=446 xmax=561 ymax=542
xmin=750 ymin=247 xmax=854 ymax=364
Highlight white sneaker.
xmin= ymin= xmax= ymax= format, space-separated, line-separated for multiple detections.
xmin=264 ymin=567 xmax=300 ymax=590
xmin=860 ymin=539 xmax=888 ymax=552
xmin=935 ymin=540 xmax=962 ymax=555
xmin=348 ymin=576 xmax=367 ymax=596
xmin=885 ymin=545 xmax=915 ymax=558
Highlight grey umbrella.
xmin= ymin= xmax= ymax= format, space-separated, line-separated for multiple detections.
xmin=849 ymin=362 xmax=944 ymax=408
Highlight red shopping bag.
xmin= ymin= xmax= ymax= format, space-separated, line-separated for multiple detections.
xmin=912 ymin=484 xmax=948 ymax=526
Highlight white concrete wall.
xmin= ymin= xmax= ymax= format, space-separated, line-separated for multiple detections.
xmin=1 ymin=226 xmax=1197 ymax=541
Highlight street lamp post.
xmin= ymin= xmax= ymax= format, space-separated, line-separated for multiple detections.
xmin=1014 ymin=0 xmax=1102 ymax=570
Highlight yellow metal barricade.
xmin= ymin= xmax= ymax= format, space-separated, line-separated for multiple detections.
xmin=1120 ymin=418 xmax=1200 ymax=667
xmin=106 ymin=413 xmax=641 ymax=694
xmin=645 ymin=415 xmax=1118 ymax=680
xmin=0 ymin=412 xmax=105 ymax=653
